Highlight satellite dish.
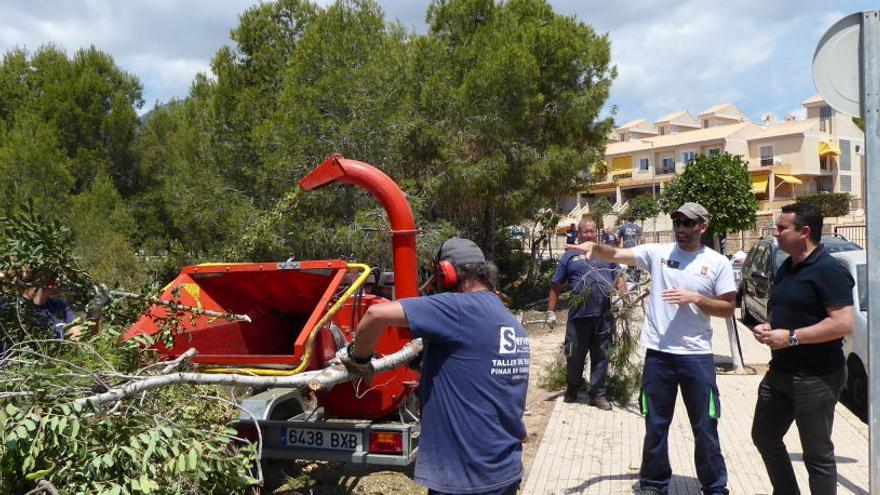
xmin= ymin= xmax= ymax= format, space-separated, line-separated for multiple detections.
xmin=813 ymin=13 xmax=862 ymax=117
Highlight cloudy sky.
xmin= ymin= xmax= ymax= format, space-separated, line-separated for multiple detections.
xmin=0 ymin=0 xmax=873 ymax=125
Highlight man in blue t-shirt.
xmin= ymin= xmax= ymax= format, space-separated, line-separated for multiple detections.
xmin=547 ymin=219 xmax=625 ymax=409
xmin=0 ymin=277 xmax=78 ymax=340
xmin=340 ymin=237 xmax=528 ymax=495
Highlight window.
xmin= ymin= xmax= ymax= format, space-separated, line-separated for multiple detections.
xmin=639 ymin=158 xmax=650 ymax=172
xmin=820 ymin=156 xmax=830 ymax=170
xmin=760 ymin=145 xmax=774 ymax=166
xmin=817 ymin=176 xmax=833 ymax=192
xmin=659 ymin=127 xmax=666 ymax=135
xmin=840 ymin=139 xmax=851 ymax=171
xmin=855 ymin=144 xmax=862 ymax=155
xmin=703 ymin=119 xmax=710 ymax=128
xmin=682 ymin=151 xmax=696 ymax=165
xmin=659 ymin=157 xmax=675 ymax=174
xmin=840 ymin=174 xmax=852 ymax=192
xmin=708 ymin=148 xmax=721 ymax=156
xmin=819 ymin=106 xmax=833 ymax=133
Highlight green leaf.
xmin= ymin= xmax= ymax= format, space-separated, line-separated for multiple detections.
xmin=139 ymin=474 xmax=153 ymax=494
xmin=176 ymin=454 xmax=186 ymax=473
xmin=186 ymin=448 xmax=197 ymax=470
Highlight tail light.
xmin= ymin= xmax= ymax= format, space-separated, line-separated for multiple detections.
xmin=368 ymin=431 xmax=403 ymax=454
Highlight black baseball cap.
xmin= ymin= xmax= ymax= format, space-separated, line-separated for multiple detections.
xmin=437 ymin=237 xmax=486 ymax=267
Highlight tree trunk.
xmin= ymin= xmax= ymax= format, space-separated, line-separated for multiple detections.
xmin=484 ymin=199 xmax=497 ymax=258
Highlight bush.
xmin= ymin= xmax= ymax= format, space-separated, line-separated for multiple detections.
xmin=622 ymin=195 xmax=660 ymax=222
xmin=796 ymin=192 xmax=852 ymax=218
xmin=0 ymin=211 xmax=260 ymax=494
xmin=589 ymin=198 xmax=613 ymax=229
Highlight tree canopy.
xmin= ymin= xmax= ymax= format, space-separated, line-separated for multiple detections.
xmin=661 ymin=153 xmax=758 ymax=239
xmin=0 ymin=0 xmax=617 ymax=297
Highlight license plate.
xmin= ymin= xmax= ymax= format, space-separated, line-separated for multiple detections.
xmin=280 ymin=427 xmax=362 ymax=451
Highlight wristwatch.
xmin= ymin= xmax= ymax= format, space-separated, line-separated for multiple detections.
xmin=788 ymin=329 xmax=800 ymax=347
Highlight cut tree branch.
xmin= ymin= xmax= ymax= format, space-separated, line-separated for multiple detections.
xmin=77 ymin=339 xmax=424 ymax=407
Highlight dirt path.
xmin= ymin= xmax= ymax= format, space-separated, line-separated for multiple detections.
xmin=274 ymin=311 xmax=564 ymax=494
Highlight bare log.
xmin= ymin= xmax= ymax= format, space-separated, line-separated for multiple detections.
xmin=78 ymin=339 xmax=424 ymax=406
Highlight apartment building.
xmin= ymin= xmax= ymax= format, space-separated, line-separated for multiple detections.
xmin=567 ymin=96 xmax=865 ymax=218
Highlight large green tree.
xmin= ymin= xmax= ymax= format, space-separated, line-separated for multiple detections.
xmin=0 ymin=45 xmax=142 ymax=194
xmin=661 ymin=153 xmax=758 ymax=243
xmin=406 ymin=0 xmax=616 ymax=255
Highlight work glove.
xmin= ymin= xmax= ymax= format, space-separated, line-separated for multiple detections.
xmin=86 ymin=284 xmax=111 ymax=320
xmin=545 ymin=311 xmax=558 ymax=328
xmin=338 ymin=343 xmax=375 ymax=383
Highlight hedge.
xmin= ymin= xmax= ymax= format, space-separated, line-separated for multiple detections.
xmin=796 ymin=192 xmax=852 ymax=217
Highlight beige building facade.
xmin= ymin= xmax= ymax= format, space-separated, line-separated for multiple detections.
xmin=568 ymin=96 xmax=865 ymax=219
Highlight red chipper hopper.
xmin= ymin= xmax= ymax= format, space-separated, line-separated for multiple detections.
xmin=125 ymin=155 xmax=421 ymax=420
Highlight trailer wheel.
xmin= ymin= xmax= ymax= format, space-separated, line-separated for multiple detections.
xmin=253 ymin=392 xmax=309 ymax=493
xmin=258 ymin=459 xmax=288 ymax=493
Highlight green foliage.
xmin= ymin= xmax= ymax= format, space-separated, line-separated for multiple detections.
xmin=624 ymin=195 xmax=660 ymax=222
xmin=661 ymin=153 xmax=758 ymax=238
xmin=0 ymin=213 xmax=260 ymax=494
xmin=796 ymin=192 xmax=852 ymax=218
xmin=604 ymin=305 xmax=642 ymax=405
xmin=588 ymin=197 xmax=613 ymax=228
xmin=409 ymin=0 xmax=616 ymax=253
xmin=66 ymin=171 xmax=148 ymax=288
xmin=0 ymin=208 xmax=94 ymax=310
xmin=0 ymin=114 xmax=72 ymax=218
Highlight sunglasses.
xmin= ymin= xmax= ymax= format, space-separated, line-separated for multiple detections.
xmin=672 ymin=218 xmax=701 ymax=228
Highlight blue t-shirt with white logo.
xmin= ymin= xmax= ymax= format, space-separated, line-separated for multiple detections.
xmin=552 ymin=251 xmax=619 ymax=320
xmin=400 ymin=291 xmax=529 ymax=494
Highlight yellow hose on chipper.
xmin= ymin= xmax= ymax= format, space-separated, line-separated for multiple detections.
xmin=202 ymin=263 xmax=371 ymax=376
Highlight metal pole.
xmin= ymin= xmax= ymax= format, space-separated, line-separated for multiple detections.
xmin=726 ymin=316 xmax=744 ymax=372
xmin=860 ymin=11 xmax=880 ymax=490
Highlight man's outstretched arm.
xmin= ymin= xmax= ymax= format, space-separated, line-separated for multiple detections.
xmin=566 ymin=241 xmax=637 ymax=267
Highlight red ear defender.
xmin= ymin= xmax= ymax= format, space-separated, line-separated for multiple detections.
xmin=436 ymin=260 xmax=458 ymax=289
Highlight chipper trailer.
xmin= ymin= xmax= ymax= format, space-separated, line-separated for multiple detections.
xmin=124 ymin=155 xmax=428 ymax=477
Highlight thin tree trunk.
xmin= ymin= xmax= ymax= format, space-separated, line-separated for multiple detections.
xmin=485 ymin=199 xmax=497 ymax=258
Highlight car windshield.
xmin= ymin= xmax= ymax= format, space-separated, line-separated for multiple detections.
xmin=857 ymin=263 xmax=867 ymax=312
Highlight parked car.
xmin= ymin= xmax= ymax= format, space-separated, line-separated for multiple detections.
xmin=832 ymin=250 xmax=868 ymax=418
xmin=738 ymin=234 xmax=861 ymax=325
xmin=730 ymin=251 xmax=748 ymax=290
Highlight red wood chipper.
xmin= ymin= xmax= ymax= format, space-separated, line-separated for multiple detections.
xmin=125 ymin=155 xmax=424 ymax=472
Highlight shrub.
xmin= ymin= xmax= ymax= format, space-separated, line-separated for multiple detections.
xmin=796 ymin=192 xmax=852 ymax=218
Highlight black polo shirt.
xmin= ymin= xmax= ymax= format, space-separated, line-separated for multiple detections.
xmin=768 ymin=245 xmax=854 ymax=373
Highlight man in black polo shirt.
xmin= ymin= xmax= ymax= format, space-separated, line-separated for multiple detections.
xmin=750 ymin=202 xmax=855 ymax=495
